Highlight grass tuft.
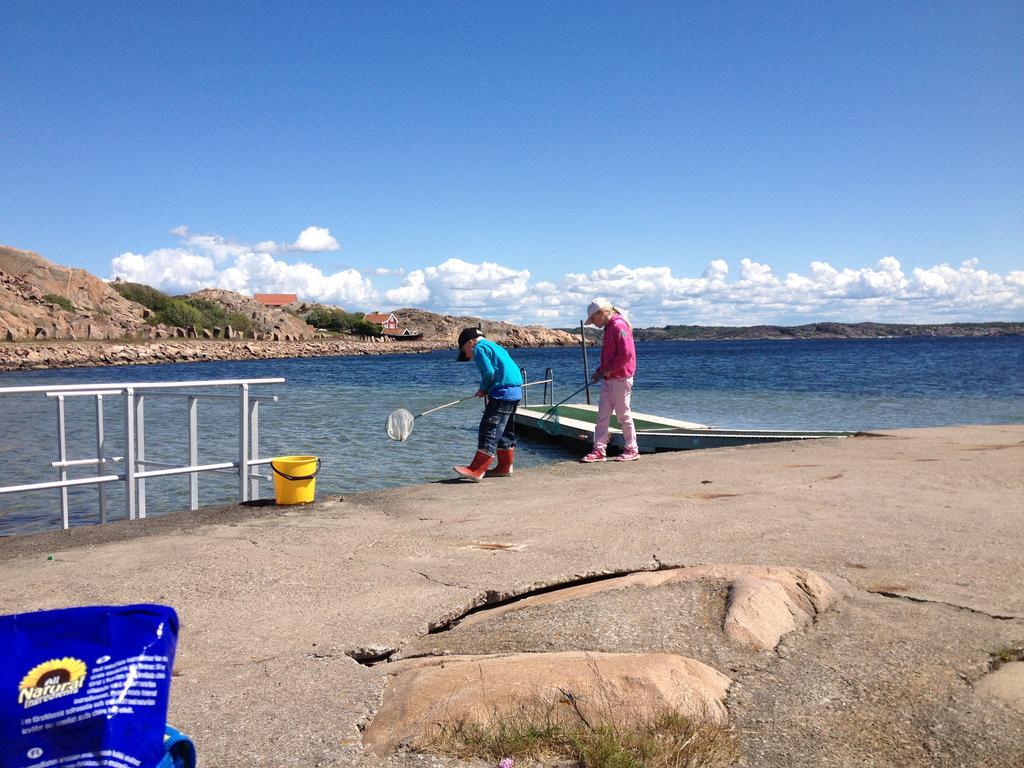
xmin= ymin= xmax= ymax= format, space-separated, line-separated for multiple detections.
xmin=990 ymin=642 xmax=1024 ymax=670
xmin=43 ymin=293 xmax=75 ymax=312
xmin=426 ymin=694 xmax=738 ymax=768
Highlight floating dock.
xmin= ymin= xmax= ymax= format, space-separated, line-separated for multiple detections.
xmin=516 ymin=402 xmax=856 ymax=453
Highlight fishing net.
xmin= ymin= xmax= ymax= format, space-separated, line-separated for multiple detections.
xmin=538 ymin=405 xmax=562 ymax=436
xmin=535 ymin=384 xmax=590 ymax=438
xmin=386 ymin=408 xmax=415 ymax=442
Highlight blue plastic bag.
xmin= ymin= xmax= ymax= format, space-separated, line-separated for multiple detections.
xmin=1 ymin=604 xmax=179 ymax=768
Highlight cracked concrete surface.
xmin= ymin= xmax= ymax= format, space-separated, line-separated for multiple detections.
xmin=0 ymin=424 xmax=1022 ymax=766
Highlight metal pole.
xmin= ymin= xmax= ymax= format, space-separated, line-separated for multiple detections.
xmin=188 ymin=396 xmax=198 ymax=510
xmin=124 ymin=389 xmax=137 ymax=520
xmin=545 ymin=367 xmax=553 ymax=406
xmin=136 ymin=394 xmax=146 ymax=518
xmin=95 ymin=394 xmax=107 ymax=524
xmin=520 ymin=368 xmax=528 ymax=406
xmin=56 ymin=395 xmax=69 ymax=529
xmin=249 ymin=398 xmax=260 ymax=500
xmin=580 ymin=320 xmax=591 ymax=405
xmin=238 ymin=383 xmax=250 ymax=502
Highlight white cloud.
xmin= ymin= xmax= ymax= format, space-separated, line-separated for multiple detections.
xmin=381 ymin=255 xmax=1024 ymax=326
xmin=291 ymin=226 xmax=340 ymax=252
xmin=703 ymin=260 xmax=728 ymax=282
xmin=385 ymin=258 xmax=531 ymax=310
xmin=110 ymin=227 xmax=374 ymax=307
xmin=384 ymin=269 xmax=429 ymax=305
xmin=110 ymin=248 xmax=218 ymax=294
xmin=111 ymin=228 xmax=1023 ymax=325
xmin=739 ymin=258 xmax=774 ymax=284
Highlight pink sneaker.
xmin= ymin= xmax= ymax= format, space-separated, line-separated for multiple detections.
xmin=614 ymin=449 xmax=640 ymax=462
xmin=580 ymin=448 xmax=606 ymax=463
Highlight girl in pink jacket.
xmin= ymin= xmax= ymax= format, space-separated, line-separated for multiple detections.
xmin=581 ymin=298 xmax=639 ymax=462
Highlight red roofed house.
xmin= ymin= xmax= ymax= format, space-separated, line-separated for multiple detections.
xmin=363 ymin=312 xmax=399 ymax=330
xmin=254 ymin=293 xmax=297 ymax=307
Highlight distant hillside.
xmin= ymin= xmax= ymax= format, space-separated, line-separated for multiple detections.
xmin=562 ymin=321 xmax=1024 ymax=343
xmin=632 ymin=322 xmax=1024 ymax=341
xmin=392 ymin=308 xmax=576 ymax=346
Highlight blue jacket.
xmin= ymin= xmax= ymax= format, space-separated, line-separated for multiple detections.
xmin=473 ymin=338 xmax=523 ymax=400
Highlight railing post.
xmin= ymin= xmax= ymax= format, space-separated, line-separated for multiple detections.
xmin=545 ymin=367 xmax=553 ymax=406
xmin=238 ymin=384 xmax=250 ymax=502
xmin=136 ymin=394 xmax=146 ymax=518
xmin=95 ymin=394 xmax=107 ymax=524
xmin=124 ymin=388 xmax=137 ymax=520
xmin=56 ymin=395 xmax=69 ymax=529
xmin=520 ymin=368 xmax=529 ymax=406
xmin=249 ymin=399 xmax=260 ymax=500
xmin=187 ymin=396 xmax=199 ymax=511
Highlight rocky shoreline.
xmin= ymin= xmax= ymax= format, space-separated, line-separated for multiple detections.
xmin=0 ymin=337 xmax=510 ymax=371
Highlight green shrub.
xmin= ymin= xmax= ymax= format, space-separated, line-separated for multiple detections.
xmin=111 ymin=282 xmax=170 ymax=311
xmin=112 ymin=282 xmax=254 ymax=332
xmin=304 ymin=306 xmax=340 ymax=330
xmin=157 ymin=299 xmax=203 ymax=329
xmin=185 ymin=298 xmax=228 ymax=323
xmin=303 ymin=306 xmax=379 ymax=335
xmin=43 ymin=293 xmax=75 ymax=312
xmin=350 ymin=318 xmax=380 ymax=336
xmin=224 ymin=312 xmax=251 ymax=333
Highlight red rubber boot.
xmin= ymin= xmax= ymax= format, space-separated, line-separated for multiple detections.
xmin=453 ymin=450 xmax=493 ymax=482
xmin=485 ymin=448 xmax=514 ymax=478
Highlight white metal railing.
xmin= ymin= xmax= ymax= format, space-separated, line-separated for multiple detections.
xmin=519 ymin=368 xmax=554 ymax=407
xmin=0 ymin=378 xmax=284 ymax=529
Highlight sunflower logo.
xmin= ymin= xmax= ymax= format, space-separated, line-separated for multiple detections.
xmin=18 ymin=657 xmax=87 ymax=707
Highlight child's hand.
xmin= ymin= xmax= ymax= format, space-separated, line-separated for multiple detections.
xmin=475 ymin=390 xmax=486 ymax=398
xmin=591 ymin=371 xmax=601 ymax=383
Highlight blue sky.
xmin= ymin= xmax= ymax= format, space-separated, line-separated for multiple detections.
xmin=2 ymin=1 xmax=1021 ymax=325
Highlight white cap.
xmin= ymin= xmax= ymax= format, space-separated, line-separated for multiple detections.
xmin=586 ymin=297 xmax=612 ymax=324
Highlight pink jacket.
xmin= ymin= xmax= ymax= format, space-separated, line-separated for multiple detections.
xmin=598 ymin=314 xmax=636 ymax=379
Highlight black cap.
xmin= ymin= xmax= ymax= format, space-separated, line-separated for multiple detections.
xmin=456 ymin=327 xmax=484 ymax=361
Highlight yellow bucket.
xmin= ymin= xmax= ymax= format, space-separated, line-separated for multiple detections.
xmin=270 ymin=455 xmax=321 ymax=505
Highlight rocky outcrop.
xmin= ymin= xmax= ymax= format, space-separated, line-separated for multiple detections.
xmin=188 ymin=288 xmax=312 ymax=340
xmin=974 ymin=662 xmax=1024 ymax=715
xmin=393 ymin=307 xmax=577 ymax=346
xmin=400 ymin=565 xmax=839 ymax=667
xmin=362 ymin=651 xmax=732 ymax=754
xmin=0 ymin=246 xmax=146 ymax=340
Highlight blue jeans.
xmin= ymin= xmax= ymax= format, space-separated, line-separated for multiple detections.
xmin=478 ymin=398 xmax=519 ymax=454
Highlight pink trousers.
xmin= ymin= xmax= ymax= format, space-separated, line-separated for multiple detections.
xmin=594 ymin=376 xmax=637 ymax=452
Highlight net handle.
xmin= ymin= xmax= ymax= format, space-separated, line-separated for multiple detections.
xmin=418 ymin=394 xmax=479 ymax=417
xmin=418 ymin=380 xmax=552 ymax=417
xmin=540 ymin=384 xmax=590 ymax=419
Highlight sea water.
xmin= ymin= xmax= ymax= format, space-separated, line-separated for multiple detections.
xmin=1 ymin=336 xmax=1021 ymax=535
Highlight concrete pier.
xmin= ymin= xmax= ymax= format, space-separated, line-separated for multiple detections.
xmin=1 ymin=425 xmax=1022 ymax=766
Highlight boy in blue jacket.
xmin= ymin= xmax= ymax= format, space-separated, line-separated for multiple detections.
xmin=453 ymin=327 xmax=523 ymax=481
